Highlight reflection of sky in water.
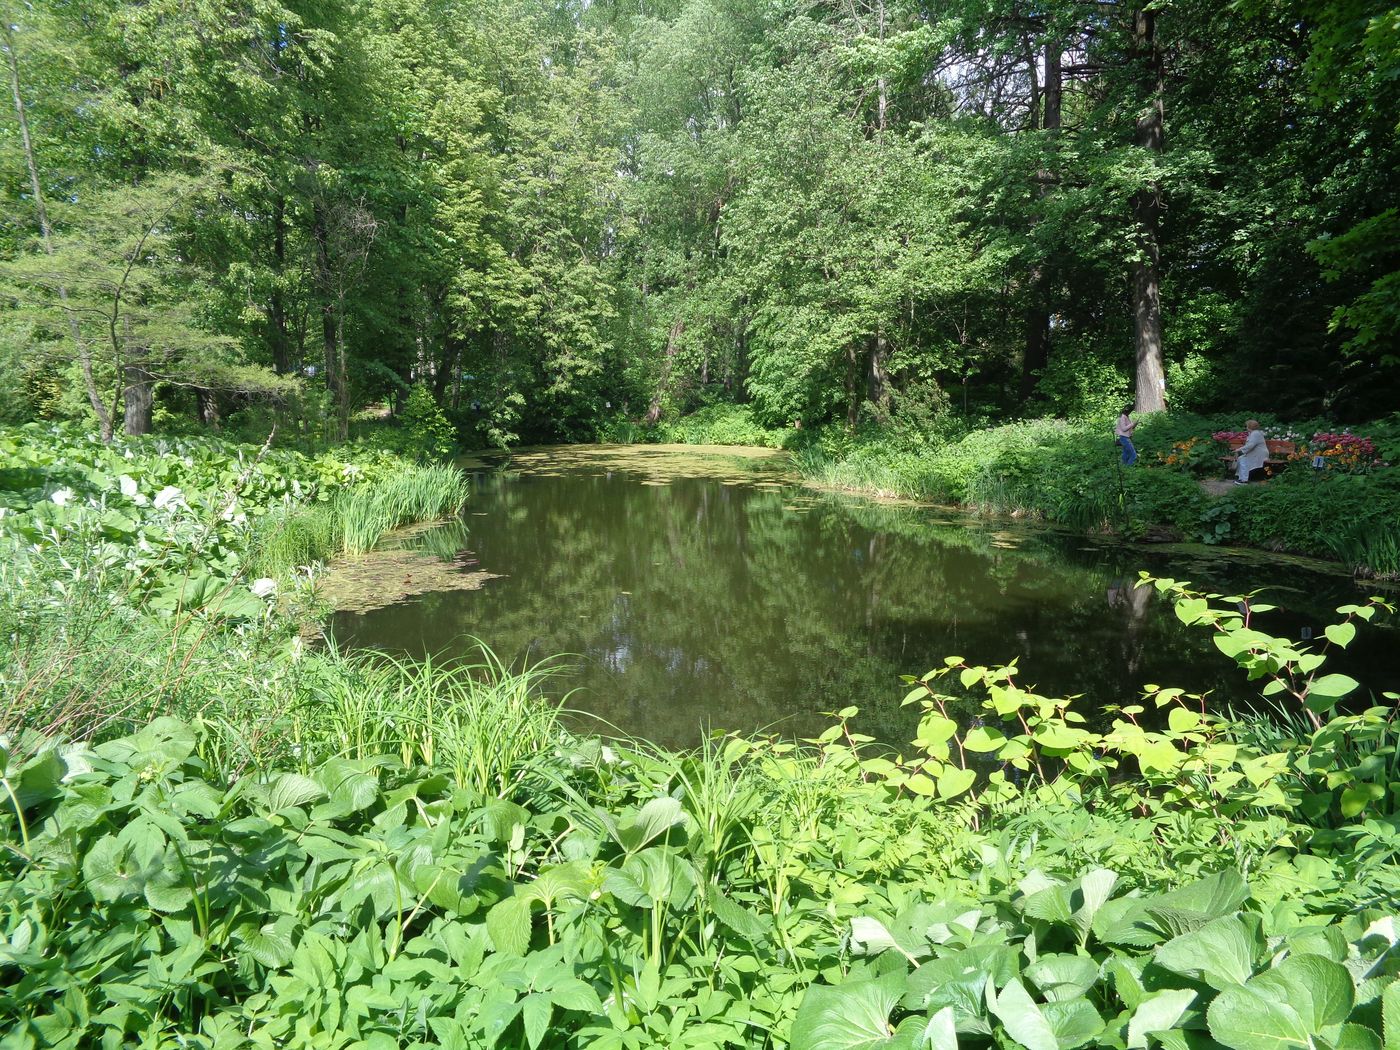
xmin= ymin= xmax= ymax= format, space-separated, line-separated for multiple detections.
xmin=332 ymin=447 xmax=1399 ymax=748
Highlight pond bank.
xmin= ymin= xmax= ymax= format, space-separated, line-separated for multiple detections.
xmin=566 ymin=410 xmax=1400 ymax=579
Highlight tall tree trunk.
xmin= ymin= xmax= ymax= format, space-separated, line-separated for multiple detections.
xmin=646 ymin=317 xmax=685 ymax=424
xmin=334 ymin=298 xmax=350 ymax=442
xmin=1131 ymin=8 xmax=1167 ymax=414
xmin=311 ymin=202 xmax=346 ymax=439
xmin=197 ymin=387 xmax=221 ymax=428
xmin=3 ymin=22 xmax=113 ymax=441
xmin=875 ymin=0 xmax=888 ymax=133
xmin=1020 ymin=36 xmax=1061 ymax=402
xmin=846 ymin=345 xmax=860 ymax=427
xmin=122 ymin=363 xmax=154 ymax=435
xmin=867 ymin=329 xmax=890 ymax=416
xmin=269 ymin=195 xmax=292 ymax=374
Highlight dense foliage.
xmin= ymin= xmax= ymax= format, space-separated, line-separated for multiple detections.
xmin=2 ymin=0 xmax=1397 ymax=443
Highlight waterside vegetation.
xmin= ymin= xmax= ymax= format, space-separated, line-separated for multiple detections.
xmin=601 ymin=405 xmax=1400 ymax=579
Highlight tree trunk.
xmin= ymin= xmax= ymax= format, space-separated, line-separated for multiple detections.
xmin=334 ymin=300 xmax=350 ymax=441
xmin=3 ymin=22 xmax=113 ymax=441
xmin=846 ymin=345 xmax=860 ymax=427
xmin=312 ymin=202 xmax=346 ymax=438
xmin=269 ymin=195 xmax=292 ymax=374
xmin=866 ymin=329 xmax=890 ymax=416
xmin=197 ymin=387 xmax=221 ymax=428
xmin=1020 ymin=38 xmax=1061 ymax=402
xmin=122 ymin=362 xmax=154 ymax=436
xmin=1131 ymin=7 xmax=1167 ymax=414
xmin=646 ymin=317 xmax=685 ymax=424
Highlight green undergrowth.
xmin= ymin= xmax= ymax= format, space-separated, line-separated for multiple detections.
xmin=2 ymin=572 xmax=1399 ymax=1048
xmin=4 ymin=423 xmax=1400 ymax=1048
xmin=0 ymin=423 xmax=468 ymax=613
xmin=595 ymin=405 xmax=797 ymax=449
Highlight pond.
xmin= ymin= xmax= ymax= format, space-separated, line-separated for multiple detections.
xmin=330 ymin=444 xmax=1399 ymax=747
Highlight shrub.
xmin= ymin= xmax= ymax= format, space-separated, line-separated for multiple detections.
xmin=397 ymin=385 xmax=457 ymax=461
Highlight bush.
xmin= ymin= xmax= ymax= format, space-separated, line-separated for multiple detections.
xmin=606 ymin=404 xmax=797 ymax=449
xmin=396 ymin=385 xmax=457 ymax=461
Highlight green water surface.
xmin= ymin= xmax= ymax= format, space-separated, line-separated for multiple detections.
xmin=330 ymin=445 xmax=1398 ymax=746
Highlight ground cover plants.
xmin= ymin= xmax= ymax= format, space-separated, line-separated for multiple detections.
xmin=2 ymin=499 xmax=1398 ymax=1050
xmin=0 ymin=424 xmax=469 ymax=745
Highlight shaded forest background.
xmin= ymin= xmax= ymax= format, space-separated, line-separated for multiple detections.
xmin=2 ymin=0 xmax=1398 ymax=446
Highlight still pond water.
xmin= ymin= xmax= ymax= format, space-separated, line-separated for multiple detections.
xmin=332 ymin=444 xmax=1398 ymax=747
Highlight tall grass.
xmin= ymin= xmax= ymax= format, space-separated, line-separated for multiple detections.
xmin=247 ymin=463 xmax=469 ymax=575
xmin=1328 ymin=522 xmax=1400 ymax=580
xmin=299 ymin=643 xmax=569 ymax=798
xmin=337 ymin=463 xmax=468 ymax=556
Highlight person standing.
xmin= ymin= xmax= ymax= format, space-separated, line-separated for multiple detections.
xmin=1115 ymin=405 xmax=1138 ymax=466
xmin=1235 ymin=419 xmax=1268 ymax=484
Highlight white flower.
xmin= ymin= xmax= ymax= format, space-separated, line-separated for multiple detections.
xmin=153 ymin=485 xmax=184 ymax=509
xmin=250 ymin=578 xmax=278 ymax=599
xmin=50 ymin=487 xmax=74 ymax=506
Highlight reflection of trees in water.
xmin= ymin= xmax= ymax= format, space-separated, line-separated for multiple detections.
xmin=336 ymin=467 xmax=1392 ymax=748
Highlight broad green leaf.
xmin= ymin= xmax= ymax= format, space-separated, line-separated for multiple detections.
xmin=903 ymin=949 xmax=1008 ymax=1027
xmin=1340 ymin=783 xmax=1384 ymax=817
xmin=617 ymin=797 xmax=686 ymax=851
xmin=1042 ymin=999 xmax=1105 ymax=1049
xmin=235 ymin=923 xmax=295 ymax=968
xmin=963 ymin=727 xmax=1006 ymax=753
xmin=924 ymin=1007 xmax=958 ymax=1050
xmin=1023 ymin=883 xmax=1076 ymax=925
xmin=82 ymin=836 xmax=136 ymax=902
xmin=1074 ymin=869 xmax=1120 ymax=944
xmin=1154 ymin=915 xmax=1264 ymax=990
xmin=852 ymin=916 xmax=913 ymax=959
xmin=1306 ymin=674 xmax=1361 ymax=712
xmin=14 ymin=750 xmax=65 ymax=810
xmin=708 ymin=886 xmax=768 ymax=942
xmin=603 ymin=848 xmax=696 ymax=911
xmin=990 ymin=978 xmax=1058 ymax=1050
xmin=315 ymin=759 xmax=380 ymax=814
xmin=918 ymin=714 xmax=959 ymax=745
xmin=1324 ymin=623 xmax=1357 ymax=648
xmin=1208 ymin=993 xmax=1309 ymax=1050
xmin=1025 ymin=955 xmax=1100 ymax=1002
xmin=1208 ymin=954 xmax=1355 ymax=1050
xmin=1247 ymin=955 xmax=1353 ymax=1030
xmin=1128 ymin=989 xmax=1198 ymax=1049
xmin=937 ymin=766 xmax=977 ymax=799
xmin=486 ymin=896 xmax=532 ymax=956
xmin=1332 ymin=1024 xmax=1382 ymax=1050
xmin=1175 ymin=598 xmax=1210 ymax=625
xmin=264 ymin=772 xmax=325 ymax=812
xmin=523 ymin=993 xmax=551 ymax=1050
xmin=144 ymin=872 xmax=193 ymax=913
xmin=790 ymin=971 xmax=907 ymax=1050
xmin=547 ymin=978 xmax=603 ymax=1014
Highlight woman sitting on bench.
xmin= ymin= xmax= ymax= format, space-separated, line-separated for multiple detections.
xmin=1235 ymin=419 xmax=1268 ymax=485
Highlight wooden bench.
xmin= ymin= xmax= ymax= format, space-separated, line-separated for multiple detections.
xmin=1220 ymin=439 xmax=1296 ymax=478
